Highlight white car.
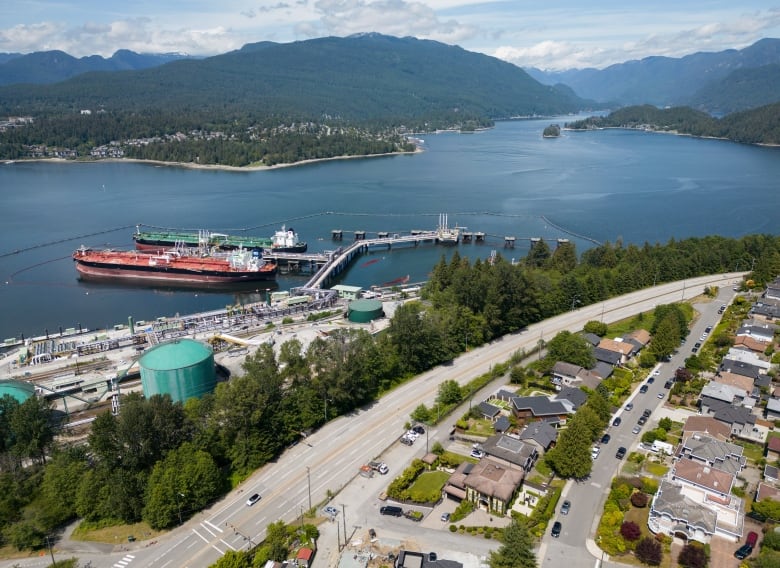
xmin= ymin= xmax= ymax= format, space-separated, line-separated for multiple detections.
xmin=470 ymin=449 xmax=484 ymax=459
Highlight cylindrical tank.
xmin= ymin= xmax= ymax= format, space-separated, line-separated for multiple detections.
xmin=347 ymin=299 xmax=384 ymax=323
xmin=139 ymin=339 xmax=215 ymax=403
xmin=0 ymin=379 xmax=36 ymax=404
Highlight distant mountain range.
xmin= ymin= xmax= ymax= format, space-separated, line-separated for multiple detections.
xmin=0 ymin=49 xmax=193 ymax=86
xmin=526 ymin=38 xmax=780 ymax=114
xmin=0 ymin=34 xmax=588 ymax=122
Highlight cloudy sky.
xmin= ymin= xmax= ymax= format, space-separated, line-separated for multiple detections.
xmin=2 ymin=1 xmax=779 ymax=70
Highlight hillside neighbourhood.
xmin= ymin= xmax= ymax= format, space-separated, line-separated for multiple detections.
xmin=383 ymin=277 xmax=780 ymax=568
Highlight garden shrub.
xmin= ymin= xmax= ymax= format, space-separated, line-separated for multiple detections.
xmin=620 ymin=521 xmax=641 ymax=541
xmin=678 ymin=541 xmax=707 ymax=568
xmin=450 ymin=500 xmax=475 ymax=523
xmin=631 ymin=492 xmax=649 ymax=508
xmin=636 ymin=536 xmax=662 ymax=566
xmin=449 ymin=524 xmax=457 ymax=532
xmin=641 ymin=477 xmax=659 ymax=495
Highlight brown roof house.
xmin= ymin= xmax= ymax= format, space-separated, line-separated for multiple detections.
xmin=682 ymin=416 xmax=731 ymax=442
xmin=766 ymin=437 xmax=780 ymax=463
xmin=463 ymin=458 xmax=524 ymax=516
xmin=597 ymin=337 xmax=635 ymax=364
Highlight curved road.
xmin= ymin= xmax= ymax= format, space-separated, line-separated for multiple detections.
xmin=0 ymin=272 xmax=743 ymax=568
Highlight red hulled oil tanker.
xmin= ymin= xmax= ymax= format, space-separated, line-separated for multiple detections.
xmin=73 ymin=246 xmax=277 ymax=284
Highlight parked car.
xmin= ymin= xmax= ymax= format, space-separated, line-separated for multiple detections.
xmin=664 ymin=380 xmax=674 ymax=389
xmin=591 ymin=446 xmax=600 ymax=459
xmin=639 ymin=385 xmax=649 ymax=394
xmin=470 ymin=449 xmax=485 ymax=459
xmin=642 ymin=409 xmax=652 ymax=417
xmin=412 ymin=425 xmax=425 ymax=435
xmin=735 ymin=531 xmax=759 ymax=559
xmin=324 ymin=505 xmax=339 ymax=516
xmin=646 ymin=377 xmax=655 ymax=384
xmin=380 ymin=505 xmax=403 ymax=517
xmin=625 ymin=403 xmax=634 ymax=411
xmin=561 ymin=500 xmax=571 ymax=515
xmin=551 ymin=521 xmax=562 ymax=538
xmin=600 ymin=434 xmax=611 ymax=444
xmin=638 ymin=416 xmax=648 ymax=426
xmin=441 ymin=512 xmax=451 ymax=522
xmin=632 ymin=425 xmax=641 ymax=434
xmin=246 ymin=493 xmax=261 ymax=506
xmin=400 ymin=436 xmax=413 ymax=446
xmin=612 ymin=417 xmax=622 ymax=426
xmin=616 ymin=447 xmax=627 ymax=459
xmin=691 ymin=346 xmax=699 ymax=353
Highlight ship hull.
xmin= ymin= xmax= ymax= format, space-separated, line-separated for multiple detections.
xmin=134 ymin=239 xmax=307 ymax=253
xmin=73 ymin=249 xmax=277 ymax=285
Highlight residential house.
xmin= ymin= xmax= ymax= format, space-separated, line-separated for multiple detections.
xmin=749 ymin=302 xmax=780 ymax=322
xmin=765 ymin=277 xmax=780 ymax=301
xmin=296 ymin=548 xmax=314 ymax=568
xmin=765 ymin=466 xmax=780 ymax=485
xmin=766 ymin=398 xmax=780 ymax=422
xmin=756 ymin=482 xmax=780 ymax=503
xmin=597 ymin=337 xmax=635 ymax=364
xmin=700 ymin=383 xmax=748 ymax=414
xmin=593 ymin=346 xmax=622 ymax=367
xmin=590 ymin=360 xmax=615 ymax=380
xmin=682 ymin=416 xmax=731 ymax=442
xmin=766 ymin=437 xmax=780 ymax=463
xmin=551 ymin=362 xmax=582 ymax=388
xmin=554 ymin=386 xmax=588 ymax=411
xmin=735 ymin=325 xmax=775 ymax=343
xmin=508 ymin=395 xmax=571 ymax=426
xmin=477 ymin=401 xmax=502 ymax=422
xmin=581 ymin=332 xmax=601 ymax=346
xmin=677 ymin=434 xmax=746 ymax=476
xmin=711 ymin=371 xmax=755 ymax=394
xmin=733 ymin=335 xmax=771 ymax=354
xmin=480 ymin=433 xmax=539 ymax=471
xmin=518 ymin=421 xmax=558 ymax=452
xmin=462 ymin=458 xmax=524 ymax=516
xmin=712 ymin=405 xmax=761 ymax=442
xmin=725 ymin=347 xmax=772 ymax=370
xmin=396 ymin=550 xmax=463 ymax=568
xmin=719 ymin=358 xmax=765 ymax=381
xmin=493 ymin=415 xmax=511 ymax=434
xmin=627 ymin=329 xmax=652 ymax=348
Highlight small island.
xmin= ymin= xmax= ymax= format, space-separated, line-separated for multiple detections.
xmin=543 ymin=124 xmax=561 ymax=138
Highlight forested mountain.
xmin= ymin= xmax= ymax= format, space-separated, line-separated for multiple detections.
xmin=525 ymin=38 xmax=780 ymax=112
xmin=0 ymin=34 xmax=587 ymax=121
xmin=688 ymin=63 xmax=780 ymax=116
xmin=566 ymin=103 xmax=780 ymax=145
xmin=0 ymin=49 xmax=193 ymax=86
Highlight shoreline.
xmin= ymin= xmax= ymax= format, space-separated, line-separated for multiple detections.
xmin=6 ymin=147 xmax=424 ymax=172
xmin=562 ymin=125 xmax=780 ymax=148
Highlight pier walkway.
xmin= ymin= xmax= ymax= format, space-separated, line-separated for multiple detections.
xmin=298 ymin=231 xmax=440 ymax=290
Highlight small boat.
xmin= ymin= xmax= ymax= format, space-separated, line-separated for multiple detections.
xmin=73 ymin=246 xmax=277 ymax=285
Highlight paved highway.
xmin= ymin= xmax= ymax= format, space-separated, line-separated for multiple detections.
xmin=0 ymin=272 xmax=743 ymax=568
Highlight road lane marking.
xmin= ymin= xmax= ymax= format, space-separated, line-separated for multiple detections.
xmin=203 ymin=520 xmax=222 ymax=533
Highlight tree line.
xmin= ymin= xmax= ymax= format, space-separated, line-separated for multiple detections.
xmin=0 ymin=232 xmax=778 ymax=552
xmin=566 ymin=102 xmax=780 ymax=145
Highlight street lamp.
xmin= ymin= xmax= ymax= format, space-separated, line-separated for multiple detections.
xmin=45 ymin=535 xmax=56 ymax=566
xmin=341 ymin=503 xmax=347 ymax=547
xmin=176 ymin=492 xmax=184 ymax=525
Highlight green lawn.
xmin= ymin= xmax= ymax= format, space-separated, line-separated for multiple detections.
xmin=644 ymin=462 xmax=669 ymax=477
xmin=408 ymin=471 xmax=450 ymax=502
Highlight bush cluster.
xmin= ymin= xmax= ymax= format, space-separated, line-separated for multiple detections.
xmin=386 ymin=460 xmax=426 ymax=500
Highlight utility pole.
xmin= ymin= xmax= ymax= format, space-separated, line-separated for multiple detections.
xmin=341 ymin=503 xmax=347 ymax=547
xmin=45 ymin=535 xmax=55 ymax=566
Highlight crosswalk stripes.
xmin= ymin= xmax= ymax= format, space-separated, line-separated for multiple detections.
xmin=113 ymin=553 xmax=135 ymax=568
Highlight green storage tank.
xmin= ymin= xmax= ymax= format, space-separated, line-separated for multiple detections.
xmin=347 ymin=299 xmax=384 ymax=323
xmin=139 ymin=339 xmax=215 ymax=403
xmin=0 ymin=379 xmax=35 ymax=404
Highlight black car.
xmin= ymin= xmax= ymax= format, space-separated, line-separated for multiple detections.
xmin=612 ymin=417 xmax=622 ymax=427
xmin=615 ymin=447 xmax=627 ymax=459
xmin=646 ymin=377 xmax=655 ymax=384
xmin=638 ymin=416 xmax=648 ymax=426
xmin=600 ymin=434 xmax=611 ymax=444
xmin=380 ymin=505 xmax=403 ymax=517
xmin=664 ymin=380 xmax=674 ymax=389
xmin=642 ymin=409 xmax=652 ymax=418
xmin=639 ymin=385 xmax=649 ymax=394
xmin=412 ymin=425 xmax=425 ymax=435
xmin=551 ymin=521 xmax=562 ymax=538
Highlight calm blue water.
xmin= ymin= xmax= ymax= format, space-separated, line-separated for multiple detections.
xmin=1 ymin=117 xmax=778 ymax=340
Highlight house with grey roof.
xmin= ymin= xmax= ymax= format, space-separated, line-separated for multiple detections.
xmin=725 ymin=347 xmax=772 ymax=370
xmin=477 ymin=401 xmax=502 ymax=422
xmin=711 ymin=405 xmax=761 ymax=441
xmin=493 ymin=415 xmax=511 ymax=434
xmin=766 ymin=398 xmax=780 ymax=422
xmin=593 ymin=347 xmax=621 ymax=366
xmin=509 ymin=395 xmax=571 ymax=425
xmin=395 ymin=550 xmax=463 ymax=568
xmin=765 ymin=277 xmax=780 ymax=301
xmin=719 ymin=358 xmax=765 ymax=381
xmin=518 ymin=421 xmax=558 ymax=452
xmin=677 ymin=434 xmax=746 ymax=476
xmin=699 ymin=383 xmax=747 ymax=414
xmin=480 ymin=433 xmax=538 ymax=471
xmin=590 ymin=361 xmax=615 ymax=380
xmin=648 ymin=479 xmax=743 ymax=544
xmin=581 ymin=332 xmax=601 ymax=346
xmin=555 ymin=386 xmax=588 ymax=411
xmin=735 ymin=325 xmax=775 ymax=344
xmin=750 ymin=302 xmax=780 ymax=321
